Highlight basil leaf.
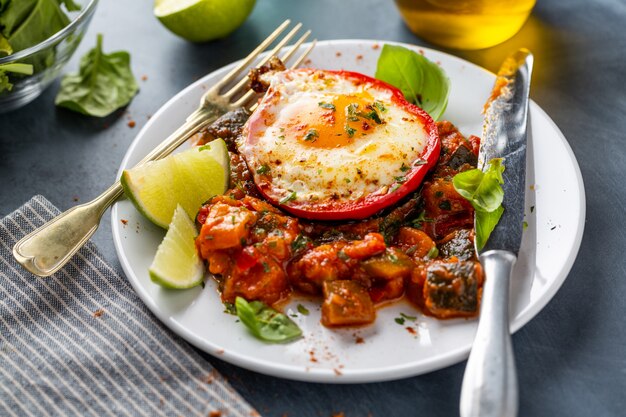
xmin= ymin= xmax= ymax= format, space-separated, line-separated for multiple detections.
xmin=235 ymin=297 xmax=302 ymax=343
xmin=475 ymin=205 xmax=504 ymax=250
xmin=453 ymin=159 xmax=506 ymax=250
xmin=55 ymin=33 xmax=138 ymax=117
xmin=375 ymin=44 xmax=450 ymax=120
xmin=453 ymin=158 xmax=504 ymax=212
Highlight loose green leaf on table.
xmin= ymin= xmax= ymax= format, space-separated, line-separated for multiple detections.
xmin=55 ymin=33 xmax=138 ymax=117
xmin=453 ymin=158 xmax=506 ymax=250
xmin=235 ymin=296 xmax=302 ymax=343
xmin=375 ymin=44 xmax=450 ymax=120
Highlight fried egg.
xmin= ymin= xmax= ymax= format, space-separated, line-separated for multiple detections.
xmin=240 ymin=68 xmax=440 ymax=220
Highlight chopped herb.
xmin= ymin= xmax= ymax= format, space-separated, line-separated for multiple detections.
xmin=279 ymin=191 xmax=297 ymax=205
xmin=291 ymin=234 xmax=312 ymax=252
xmin=198 ymin=144 xmax=211 ymax=151
xmin=427 ymin=246 xmax=439 ymax=259
xmin=413 ymin=160 xmax=427 ymax=166
xmin=256 ymin=164 xmax=270 ymax=175
xmin=394 ymin=176 xmax=406 ymax=183
xmin=346 ymin=103 xmax=360 ymax=121
xmin=405 ymin=245 xmax=418 ymax=256
xmin=400 ymin=312 xmax=417 ymax=321
xmin=362 ymin=110 xmax=382 ymax=124
xmin=390 ymin=184 xmax=401 ymax=193
xmin=278 ymin=135 xmax=285 ymax=140
xmin=303 ymin=128 xmax=319 ymax=142
xmin=523 ymin=221 xmax=529 ymax=230
xmin=345 ymin=125 xmax=357 ymax=137
xmin=318 ymin=169 xmax=322 ymax=174
xmin=400 ymin=163 xmax=410 ymax=172
xmin=297 ymin=304 xmax=310 ymax=315
xmin=231 ymin=215 xmax=236 ymax=224
xmin=344 ymin=178 xmax=351 ymax=183
xmin=318 ymin=101 xmax=336 ymax=111
xmin=388 ymin=252 xmax=399 ymax=263
xmin=262 ymin=262 xmax=271 ymax=273
xmin=394 ymin=317 xmax=406 ymax=325
xmin=337 ymin=250 xmax=350 ymax=261
xmin=373 ymin=101 xmax=386 ymax=113
xmin=223 ymin=302 xmax=237 ymax=315
xmin=290 ymin=314 xmax=298 ymax=318
xmin=439 ymin=200 xmax=451 ymax=210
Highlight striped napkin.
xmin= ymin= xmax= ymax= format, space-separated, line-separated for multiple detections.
xmin=0 ymin=196 xmax=259 ymax=417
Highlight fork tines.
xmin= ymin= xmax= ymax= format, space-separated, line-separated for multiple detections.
xmin=209 ymin=20 xmax=316 ymax=110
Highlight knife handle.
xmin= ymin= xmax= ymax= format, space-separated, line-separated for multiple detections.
xmin=460 ymin=250 xmax=518 ymax=417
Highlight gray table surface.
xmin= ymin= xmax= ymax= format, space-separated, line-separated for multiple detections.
xmin=2 ymin=0 xmax=625 ymax=416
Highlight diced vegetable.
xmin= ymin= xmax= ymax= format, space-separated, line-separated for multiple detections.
xmin=395 ymin=226 xmax=436 ymax=259
xmin=321 ymin=280 xmax=375 ymax=327
xmin=360 ymin=248 xmax=414 ymax=280
xmin=423 ymin=261 xmax=484 ymax=318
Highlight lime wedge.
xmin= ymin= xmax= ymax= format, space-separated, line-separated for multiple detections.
xmin=154 ymin=0 xmax=256 ymax=43
xmin=121 ymin=139 xmax=229 ymax=229
xmin=149 ymin=204 xmax=205 ymax=289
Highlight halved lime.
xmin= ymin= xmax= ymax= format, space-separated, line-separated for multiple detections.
xmin=121 ymin=139 xmax=229 ymax=229
xmin=154 ymin=0 xmax=256 ymax=43
xmin=149 ymin=204 xmax=204 ymax=289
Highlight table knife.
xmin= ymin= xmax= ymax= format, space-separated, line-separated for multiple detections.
xmin=459 ymin=48 xmax=534 ymax=417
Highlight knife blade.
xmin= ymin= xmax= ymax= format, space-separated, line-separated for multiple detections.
xmin=459 ymin=48 xmax=534 ymax=417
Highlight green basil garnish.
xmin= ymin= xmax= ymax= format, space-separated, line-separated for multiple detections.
xmin=55 ymin=34 xmax=138 ymax=117
xmin=453 ymin=158 xmax=506 ymax=250
xmin=375 ymin=44 xmax=450 ymax=121
xmin=235 ymin=297 xmax=302 ymax=343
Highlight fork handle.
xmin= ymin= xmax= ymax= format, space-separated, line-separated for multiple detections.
xmin=12 ymin=104 xmax=225 ymax=277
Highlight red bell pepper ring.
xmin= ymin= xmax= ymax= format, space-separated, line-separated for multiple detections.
xmin=242 ymin=68 xmax=440 ymax=221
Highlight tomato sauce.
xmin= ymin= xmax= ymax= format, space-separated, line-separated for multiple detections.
xmin=194 ymin=120 xmax=484 ymax=327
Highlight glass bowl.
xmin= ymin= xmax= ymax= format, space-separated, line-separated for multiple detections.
xmin=0 ymin=0 xmax=98 ymax=113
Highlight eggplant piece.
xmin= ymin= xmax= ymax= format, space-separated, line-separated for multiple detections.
xmin=447 ymin=145 xmax=478 ymax=170
xmin=321 ymin=280 xmax=375 ymax=327
xmin=424 ymin=260 xmax=483 ymax=318
xmin=439 ymin=229 xmax=475 ymax=261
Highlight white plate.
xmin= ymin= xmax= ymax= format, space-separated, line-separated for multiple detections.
xmin=112 ymin=40 xmax=585 ymax=383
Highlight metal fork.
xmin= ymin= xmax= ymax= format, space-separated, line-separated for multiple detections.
xmin=13 ymin=20 xmax=316 ymax=277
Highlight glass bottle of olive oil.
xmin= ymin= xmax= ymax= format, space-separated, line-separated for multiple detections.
xmin=394 ymin=0 xmax=537 ymax=50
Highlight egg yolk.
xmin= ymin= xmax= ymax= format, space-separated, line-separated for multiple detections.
xmin=276 ymin=91 xmax=386 ymax=149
